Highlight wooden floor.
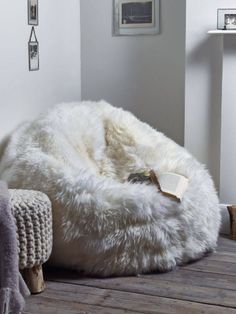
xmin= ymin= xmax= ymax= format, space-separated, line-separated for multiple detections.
xmin=24 ymin=236 xmax=236 ymax=314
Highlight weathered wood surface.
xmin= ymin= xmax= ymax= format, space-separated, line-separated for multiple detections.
xmin=24 ymin=281 xmax=236 ymax=314
xmin=24 ymin=236 xmax=236 ymax=314
xmin=218 ymin=236 xmax=236 ymax=249
xmin=46 ymin=267 xmax=236 ymax=294
xmin=24 ymin=296 xmax=136 ymax=314
xmin=228 ymin=206 xmax=236 ymax=240
xmin=45 ymin=271 xmax=236 ymax=308
xmin=23 ymin=264 xmax=45 ymax=294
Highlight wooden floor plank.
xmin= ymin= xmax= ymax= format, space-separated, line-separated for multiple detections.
xmin=183 ymin=259 xmax=236 ymax=276
xmin=24 ymin=236 xmax=236 ymax=314
xmin=206 ymin=250 xmax=236 ymax=263
xmin=142 ymin=268 xmax=236 ymax=291
xmin=24 ymin=296 xmax=136 ymax=314
xmin=46 ymin=266 xmax=236 ymax=292
xmin=217 ymin=237 xmax=236 ymax=250
xmin=26 ymin=282 xmax=236 ymax=314
xmin=46 ymin=272 xmax=236 ymax=308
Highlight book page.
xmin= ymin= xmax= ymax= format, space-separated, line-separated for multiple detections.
xmin=158 ymin=172 xmax=188 ymax=200
xmin=175 ymin=178 xmax=189 ymax=200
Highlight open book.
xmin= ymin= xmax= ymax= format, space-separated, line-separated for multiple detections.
xmin=128 ymin=170 xmax=189 ymax=202
xmin=150 ymin=171 xmax=189 ymax=202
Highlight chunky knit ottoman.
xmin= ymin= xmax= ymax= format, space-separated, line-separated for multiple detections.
xmin=9 ymin=189 xmax=52 ymax=294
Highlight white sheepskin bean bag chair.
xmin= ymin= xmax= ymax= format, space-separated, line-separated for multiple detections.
xmin=0 ymin=101 xmax=221 ymax=276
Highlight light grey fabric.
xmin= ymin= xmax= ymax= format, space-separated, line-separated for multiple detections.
xmin=0 ymin=181 xmax=30 ymax=314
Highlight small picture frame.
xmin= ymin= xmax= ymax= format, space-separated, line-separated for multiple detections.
xmin=218 ymin=9 xmax=236 ymax=30
xmin=28 ymin=0 xmax=38 ymax=26
xmin=113 ymin=0 xmax=160 ymax=36
xmin=28 ymin=27 xmax=39 ymax=71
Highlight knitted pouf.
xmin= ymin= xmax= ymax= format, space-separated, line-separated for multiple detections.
xmin=9 ymin=189 xmax=52 ymax=293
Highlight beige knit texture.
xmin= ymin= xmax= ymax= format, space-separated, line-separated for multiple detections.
xmin=9 ymin=190 xmax=52 ymax=269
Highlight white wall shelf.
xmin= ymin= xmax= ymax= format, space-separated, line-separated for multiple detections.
xmin=208 ymin=30 xmax=236 ymax=34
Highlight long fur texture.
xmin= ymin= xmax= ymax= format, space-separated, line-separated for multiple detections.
xmin=0 ymin=101 xmax=221 ymax=276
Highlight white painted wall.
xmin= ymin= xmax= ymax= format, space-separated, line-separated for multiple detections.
xmin=185 ymin=0 xmax=236 ymax=197
xmin=80 ymin=0 xmax=186 ymax=145
xmin=220 ymin=37 xmax=236 ymax=204
xmin=1 ymin=0 xmax=233 ymax=202
xmin=0 ymin=0 xmax=81 ymax=139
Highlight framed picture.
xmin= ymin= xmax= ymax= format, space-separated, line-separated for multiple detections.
xmin=113 ymin=0 xmax=160 ymax=36
xmin=28 ymin=0 xmax=38 ymax=25
xmin=218 ymin=9 xmax=236 ymax=30
xmin=28 ymin=27 xmax=39 ymax=71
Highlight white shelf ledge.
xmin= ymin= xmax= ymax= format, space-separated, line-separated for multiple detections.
xmin=208 ymin=30 xmax=236 ymax=34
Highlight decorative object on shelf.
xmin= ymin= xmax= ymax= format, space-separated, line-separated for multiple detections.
xmin=113 ymin=0 xmax=160 ymax=36
xmin=28 ymin=26 xmax=39 ymax=71
xmin=28 ymin=0 xmax=38 ymax=25
xmin=218 ymin=9 xmax=236 ymax=30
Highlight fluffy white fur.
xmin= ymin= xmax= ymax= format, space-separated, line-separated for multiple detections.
xmin=0 ymin=101 xmax=221 ymax=276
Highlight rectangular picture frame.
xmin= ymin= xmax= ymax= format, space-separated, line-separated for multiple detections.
xmin=218 ymin=8 xmax=236 ymax=30
xmin=28 ymin=0 xmax=38 ymax=26
xmin=28 ymin=42 xmax=39 ymax=71
xmin=113 ymin=0 xmax=160 ymax=36
xmin=28 ymin=27 xmax=39 ymax=71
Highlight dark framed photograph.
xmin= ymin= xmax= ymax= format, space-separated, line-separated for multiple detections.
xmin=28 ymin=27 xmax=39 ymax=71
xmin=28 ymin=0 xmax=38 ymax=25
xmin=113 ymin=0 xmax=160 ymax=36
xmin=218 ymin=9 xmax=236 ymax=30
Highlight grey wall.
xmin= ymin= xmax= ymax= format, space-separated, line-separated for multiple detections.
xmin=80 ymin=0 xmax=186 ymax=145
xmin=185 ymin=0 xmax=236 ymax=195
xmin=0 ymin=0 xmax=81 ymax=139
